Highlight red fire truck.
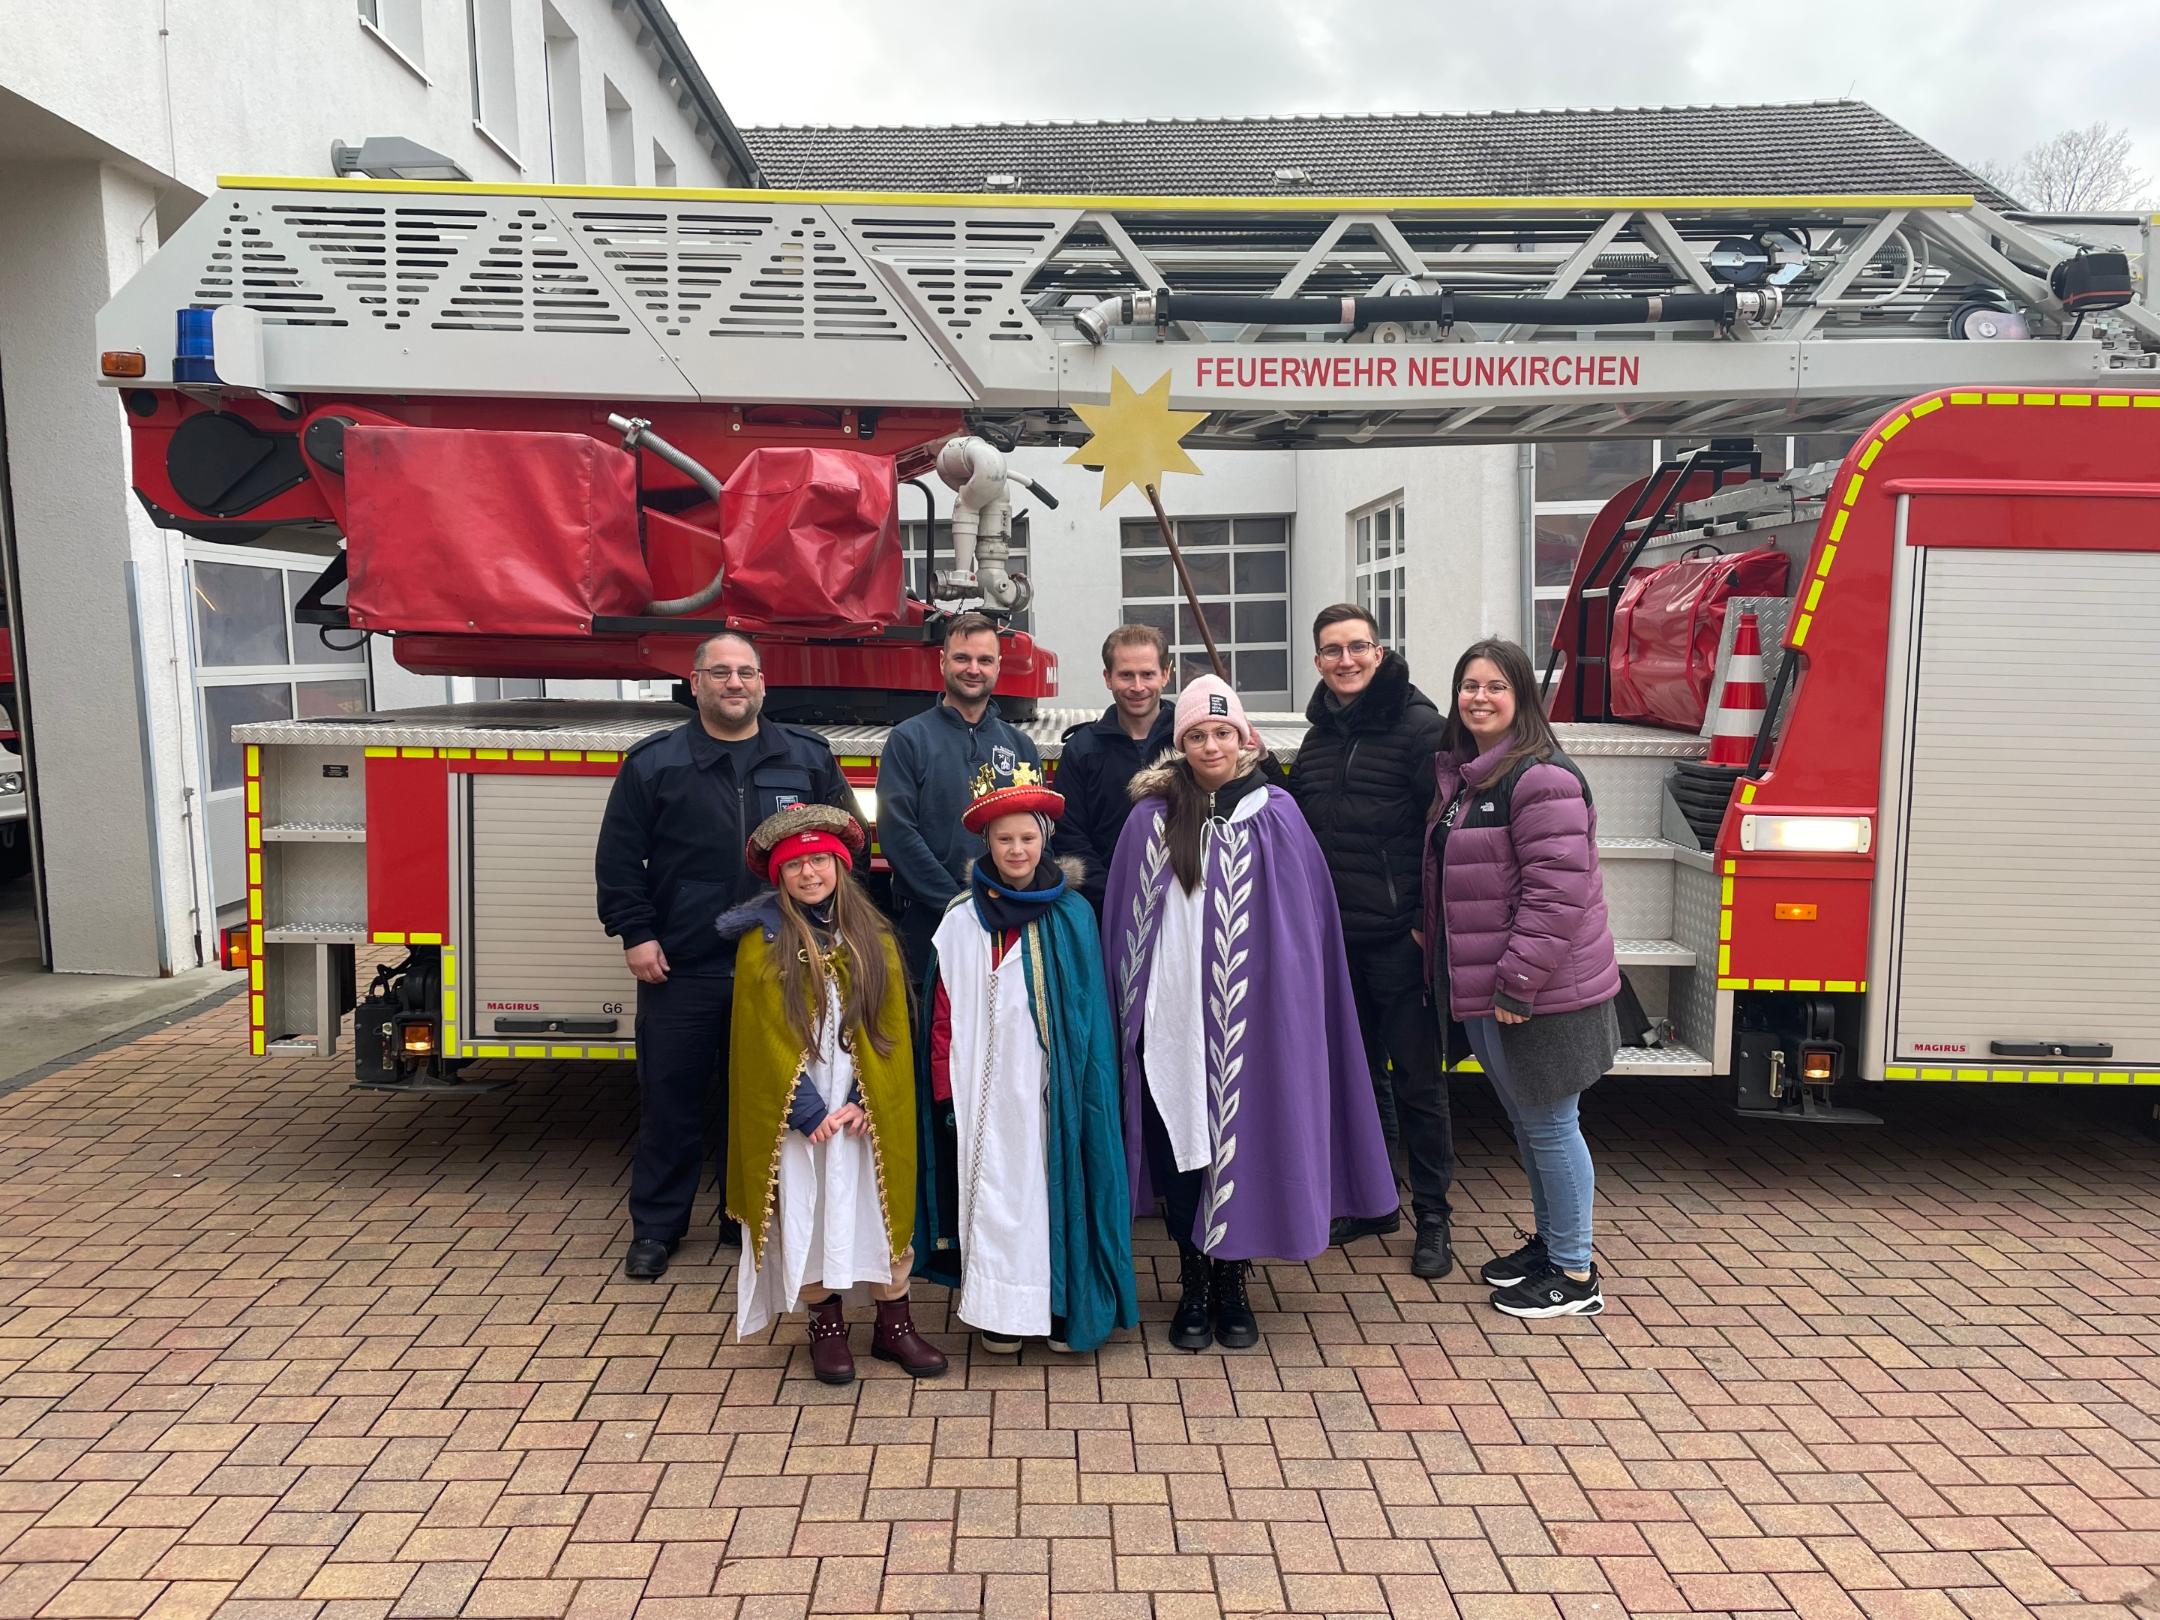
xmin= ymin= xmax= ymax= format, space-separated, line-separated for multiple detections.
xmin=94 ymin=177 xmax=2160 ymax=1113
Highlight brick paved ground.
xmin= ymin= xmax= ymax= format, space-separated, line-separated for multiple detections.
xmin=1 ymin=994 xmax=2157 ymax=1620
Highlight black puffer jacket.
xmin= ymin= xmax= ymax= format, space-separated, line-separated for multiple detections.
xmin=1286 ymin=652 xmax=1450 ymax=945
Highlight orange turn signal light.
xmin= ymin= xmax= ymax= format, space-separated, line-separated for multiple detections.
xmin=100 ymin=350 xmax=147 ymax=378
xmin=1774 ymin=902 xmax=1819 ymax=921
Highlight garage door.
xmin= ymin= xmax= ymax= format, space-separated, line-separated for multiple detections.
xmin=468 ymin=773 xmax=637 ymax=1049
xmin=1891 ymin=547 xmax=2160 ymax=1066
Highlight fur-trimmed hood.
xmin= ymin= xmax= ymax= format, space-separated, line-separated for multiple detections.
xmin=1303 ymin=649 xmax=1438 ymax=734
xmin=715 ymin=891 xmax=784 ymax=942
xmin=1128 ymin=745 xmax=1268 ymax=803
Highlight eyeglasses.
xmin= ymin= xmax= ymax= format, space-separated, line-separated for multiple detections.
xmin=1316 ymin=640 xmax=1380 ymax=663
xmin=1458 ymin=680 xmax=1512 ymax=698
xmin=694 ymin=664 xmax=763 ymax=682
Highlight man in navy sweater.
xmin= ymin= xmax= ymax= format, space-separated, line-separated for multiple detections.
xmin=877 ymin=612 xmax=1042 ymax=982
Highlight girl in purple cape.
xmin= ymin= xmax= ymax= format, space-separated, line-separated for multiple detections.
xmin=1104 ymin=674 xmax=1398 ymax=1352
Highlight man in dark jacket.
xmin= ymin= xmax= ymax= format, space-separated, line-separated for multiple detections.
xmin=878 ymin=612 xmax=1043 ymax=981
xmin=1053 ymin=624 xmax=1174 ymax=912
xmin=596 ymin=630 xmax=864 ymax=1281
xmin=1286 ymin=604 xmax=1457 ymax=1277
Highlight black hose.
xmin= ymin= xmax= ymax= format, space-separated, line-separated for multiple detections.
xmin=607 ymin=413 xmax=728 ymax=617
xmin=1155 ymin=290 xmax=1738 ymax=329
xmin=904 ymin=477 xmax=939 ymax=595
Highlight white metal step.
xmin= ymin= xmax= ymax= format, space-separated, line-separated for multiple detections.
xmin=1609 ymin=1042 xmax=1714 ymax=1076
xmin=261 ymin=822 xmax=366 ymax=843
xmin=1450 ymin=1040 xmax=1713 ymax=1079
xmin=1596 ymin=836 xmax=1681 ymax=860
xmin=1615 ymin=938 xmax=1695 ymax=967
xmin=262 ymin=923 xmax=368 ymax=944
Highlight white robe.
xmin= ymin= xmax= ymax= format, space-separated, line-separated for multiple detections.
xmin=1141 ymin=785 xmax=1270 ymax=1174
xmin=934 ymin=904 xmax=1051 ymax=1337
xmin=734 ymin=976 xmax=895 ymax=1340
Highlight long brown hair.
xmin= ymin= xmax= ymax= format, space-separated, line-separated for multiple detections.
xmin=1439 ymin=637 xmax=1563 ymax=786
xmin=1157 ymin=747 xmax=1264 ymax=893
xmin=770 ymin=865 xmax=907 ymax=1058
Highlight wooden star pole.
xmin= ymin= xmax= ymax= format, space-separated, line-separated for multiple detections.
xmin=1065 ymin=368 xmax=1225 ymax=679
xmin=1144 ymin=481 xmax=1230 ymax=684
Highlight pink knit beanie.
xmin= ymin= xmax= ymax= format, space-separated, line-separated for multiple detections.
xmin=1172 ymin=674 xmax=1259 ymax=749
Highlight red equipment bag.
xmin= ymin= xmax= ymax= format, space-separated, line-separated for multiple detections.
xmin=1607 ymin=547 xmax=1791 ymax=730
xmin=712 ymin=447 xmax=904 ymax=635
xmin=344 ymin=426 xmax=650 ymax=635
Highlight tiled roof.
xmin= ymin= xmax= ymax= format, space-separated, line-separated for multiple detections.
xmin=743 ymin=101 xmax=2010 ymax=204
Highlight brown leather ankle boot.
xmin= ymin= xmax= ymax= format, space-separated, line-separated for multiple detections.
xmin=870 ymin=1295 xmax=949 ymax=1378
xmin=805 ymin=1295 xmax=854 ymax=1385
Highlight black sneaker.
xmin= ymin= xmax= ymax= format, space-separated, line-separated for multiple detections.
xmin=1489 ymin=1263 xmax=1603 ymax=1319
xmin=1410 ymin=1216 xmax=1455 ymax=1280
xmin=978 ymin=1331 xmax=1022 ymax=1354
xmin=1329 ymin=1209 xmax=1402 ymax=1247
xmin=1479 ymin=1231 xmax=1548 ymax=1289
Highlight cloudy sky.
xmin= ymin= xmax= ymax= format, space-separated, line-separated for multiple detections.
xmin=679 ymin=0 xmax=2158 ymax=199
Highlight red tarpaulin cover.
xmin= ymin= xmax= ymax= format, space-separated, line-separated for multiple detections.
xmin=1608 ymin=548 xmax=1791 ymax=731
xmin=708 ymin=447 xmax=904 ymax=635
xmin=344 ymin=426 xmax=650 ymax=636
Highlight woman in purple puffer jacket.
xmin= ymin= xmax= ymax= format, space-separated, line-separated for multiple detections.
xmin=1421 ymin=637 xmax=1620 ymax=1319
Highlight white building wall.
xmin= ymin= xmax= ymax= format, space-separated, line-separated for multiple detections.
xmin=0 ymin=0 xmax=737 ymax=975
xmin=971 ymin=444 xmax=1520 ymax=714
xmin=0 ymin=0 xmax=743 ymax=199
xmin=1289 ymin=444 xmax=1523 ymax=704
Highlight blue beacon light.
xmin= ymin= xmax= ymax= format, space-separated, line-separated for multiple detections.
xmin=174 ymin=306 xmax=219 ymax=384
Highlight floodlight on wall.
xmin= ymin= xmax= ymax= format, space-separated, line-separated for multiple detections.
xmin=329 ymin=137 xmax=472 ymax=181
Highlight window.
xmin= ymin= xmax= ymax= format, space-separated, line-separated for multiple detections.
xmin=1528 ymin=435 xmax=1825 ymax=667
xmin=1794 ymin=433 xmax=1859 ymax=470
xmin=194 ymin=562 xmax=293 ymax=668
xmin=604 ymin=78 xmax=635 ymax=185
xmin=201 ymin=683 xmax=293 ymax=795
xmin=1120 ymin=515 xmax=1291 ymax=704
xmin=359 ymin=0 xmax=426 ymax=76
xmin=653 ymin=140 xmax=678 ymax=189
xmin=284 ymin=573 xmax=364 ymax=666
xmin=467 ymin=0 xmax=518 ymax=158
xmin=1351 ymin=497 xmax=1407 ymax=657
xmin=1534 ymin=439 xmax=1649 ymax=504
xmin=188 ymin=549 xmax=380 ymax=915
xmin=542 ymin=3 xmax=585 ymax=184
xmin=1531 ymin=440 xmax=1649 ymax=666
xmin=899 ymin=522 xmax=1032 ymax=633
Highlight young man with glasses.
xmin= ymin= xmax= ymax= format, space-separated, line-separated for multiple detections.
xmin=596 ymin=631 xmax=866 ymax=1281
xmin=1285 ymin=604 xmax=1458 ymax=1278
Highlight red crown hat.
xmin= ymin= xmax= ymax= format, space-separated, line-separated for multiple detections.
xmin=960 ymin=759 xmax=1065 ymax=834
xmin=745 ymin=802 xmax=867 ymax=884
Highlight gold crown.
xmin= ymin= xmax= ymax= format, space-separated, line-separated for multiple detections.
xmin=970 ymin=760 xmax=1043 ymax=798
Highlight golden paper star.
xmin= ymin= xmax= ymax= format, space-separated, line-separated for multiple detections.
xmin=1065 ymin=368 xmax=1207 ymax=508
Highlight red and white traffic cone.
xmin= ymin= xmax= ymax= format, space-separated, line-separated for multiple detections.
xmin=1705 ymin=610 xmax=1767 ymax=767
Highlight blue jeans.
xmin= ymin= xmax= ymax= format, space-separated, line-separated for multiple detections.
xmin=1465 ymin=1017 xmax=1596 ymax=1274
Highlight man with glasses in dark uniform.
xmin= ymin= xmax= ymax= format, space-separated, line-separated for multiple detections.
xmin=596 ymin=632 xmax=865 ymax=1280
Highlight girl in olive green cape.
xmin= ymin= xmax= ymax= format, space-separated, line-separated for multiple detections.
xmin=722 ymin=804 xmax=947 ymax=1385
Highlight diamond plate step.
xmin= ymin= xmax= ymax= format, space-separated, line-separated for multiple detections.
xmin=1615 ymin=938 xmax=1696 ymax=967
xmin=1451 ymin=1041 xmax=1713 ymax=1078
